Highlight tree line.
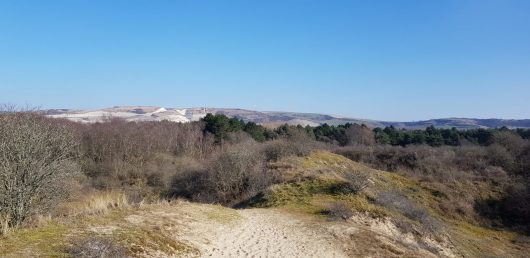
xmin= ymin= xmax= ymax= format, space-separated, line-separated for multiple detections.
xmin=202 ymin=113 xmax=530 ymax=147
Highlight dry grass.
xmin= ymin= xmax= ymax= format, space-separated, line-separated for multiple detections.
xmin=0 ymin=196 xmax=232 ymax=257
xmin=62 ymin=191 xmax=130 ymax=217
xmin=115 ymin=226 xmax=196 ymax=256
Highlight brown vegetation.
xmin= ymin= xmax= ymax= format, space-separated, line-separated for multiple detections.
xmin=335 ymin=132 xmax=530 ymax=232
xmin=324 ymin=201 xmax=354 ymax=221
xmin=1 ymin=108 xmax=530 ymax=257
xmin=0 ymin=110 xmax=79 ymax=233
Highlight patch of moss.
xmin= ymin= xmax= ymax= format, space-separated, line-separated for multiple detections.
xmin=0 ymin=222 xmax=70 ymax=257
xmin=250 ymin=179 xmax=347 ymax=208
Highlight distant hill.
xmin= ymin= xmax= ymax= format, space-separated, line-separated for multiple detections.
xmin=44 ymin=106 xmax=530 ymax=129
xmin=380 ymin=118 xmax=530 ymax=129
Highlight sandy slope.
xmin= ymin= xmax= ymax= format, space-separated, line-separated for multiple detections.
xmin=0 ymin=200 xmax=455 ymax=257
xmin=198 ymin=208 xmax=347 ymax=258
xmin=129 ymin=202 xmax=447 ymax=257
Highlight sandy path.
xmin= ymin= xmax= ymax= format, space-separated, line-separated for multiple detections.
xmin=200 ymin=209 xmax=347 ymax=258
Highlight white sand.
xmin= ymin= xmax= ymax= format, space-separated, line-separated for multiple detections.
xmin=200 ymin=209 xmax=347 ymax=258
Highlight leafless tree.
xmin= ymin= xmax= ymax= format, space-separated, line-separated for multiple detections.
xmin=204 ymin=144 xmax=270 ymax=205
xmin=345 ymin=124 xmax=375 ymax=146
xmin=0 ymin=108 xmax=79 ymax=233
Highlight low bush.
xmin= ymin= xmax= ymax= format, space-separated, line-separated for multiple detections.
xmin=476 ymin=181 xmax=530 ymax=233
xmin=342 ymin=171 xmax=370 ymax=194
xmin=324 ymin=202 xmax=354 ymax=221
xmin=377 ymin=191 xmax=425 ymax=220
xmin=376 ymin=191 xmax=442 ymax=235
xmin=170 ymin=144 xmax=279 ymax=206
xmin=261 ymin=139 xmax=313 ymax=161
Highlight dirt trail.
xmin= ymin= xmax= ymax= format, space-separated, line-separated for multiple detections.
xmin=199 ymin=208 xmax=347 ymax=258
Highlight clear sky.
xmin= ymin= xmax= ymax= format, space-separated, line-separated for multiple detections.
xmin=1 ymin=0 xmax=529 ymax=121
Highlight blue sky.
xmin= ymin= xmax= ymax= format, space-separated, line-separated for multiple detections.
xmin=1 ymin=0 xmax=529 ymax=120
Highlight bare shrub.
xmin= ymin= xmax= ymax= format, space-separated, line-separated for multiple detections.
xmin=492 ymin=131 xmax=526 ymax=155
xmin=497 ymin=183 xmax=530 ymax=231
xmin=171 ymin=143 xmax=277 ymax=206
xmin=69 ymin=236 xmax=128 ymax=258
xmin=204 ymin=146 xmax=272 ymax=205
xmin=394 ymin=218 xmax=415 ymax=234
xmin=439 ymin=198 xmax=475 ymax=220
xmin=143 ymin=155 xmax=180 ymax=188
xmin=226 ymin=131 xmax=256 ymax=145
xmin=336 ymin=145 xmax=491 ymax=182
xmin=346 ymin=171 xmax=370 ymax=192
xmin=169 ymin=171 xmax=203 ymax=200
xmin=480 ymin=166 xmax=509 ymax=184
xmin=324 ymin=201 xmax=354 ymax=221
xmin=78 ymin=119 xmax=209 ymax=190
xmin=487 ymin=144 xmax=515 ymax=170
xmin=332 ymin=144 xmax=370 ymax=163
xmin=334 ymin=142 xmax=530 ymax=230
xmin=0 ymin=110 xmax=79 ymax=231
xmin=453 ymin=146 xmax=489 ymax=172
xmin=377 ymin=191 xmax=426 ymax=220
xmin=261 ymin=139 xmax=316 ymax=161
xmin=519 ymin=145 xmax=530 ymax=175
xmin=376 ymin=191 xmax=442 ymax=235
xmin=334 ymin=171 xmax=370 ymax=194
xmin=345 ymin=124 xmax=375 ymax=146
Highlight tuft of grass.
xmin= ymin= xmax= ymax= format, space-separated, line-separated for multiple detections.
xmin=63 ymin=191 xmax=130 ymax=217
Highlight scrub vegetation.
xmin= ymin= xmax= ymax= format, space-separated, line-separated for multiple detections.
xmin=1 ymin=108 xmax=529 ymax=257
